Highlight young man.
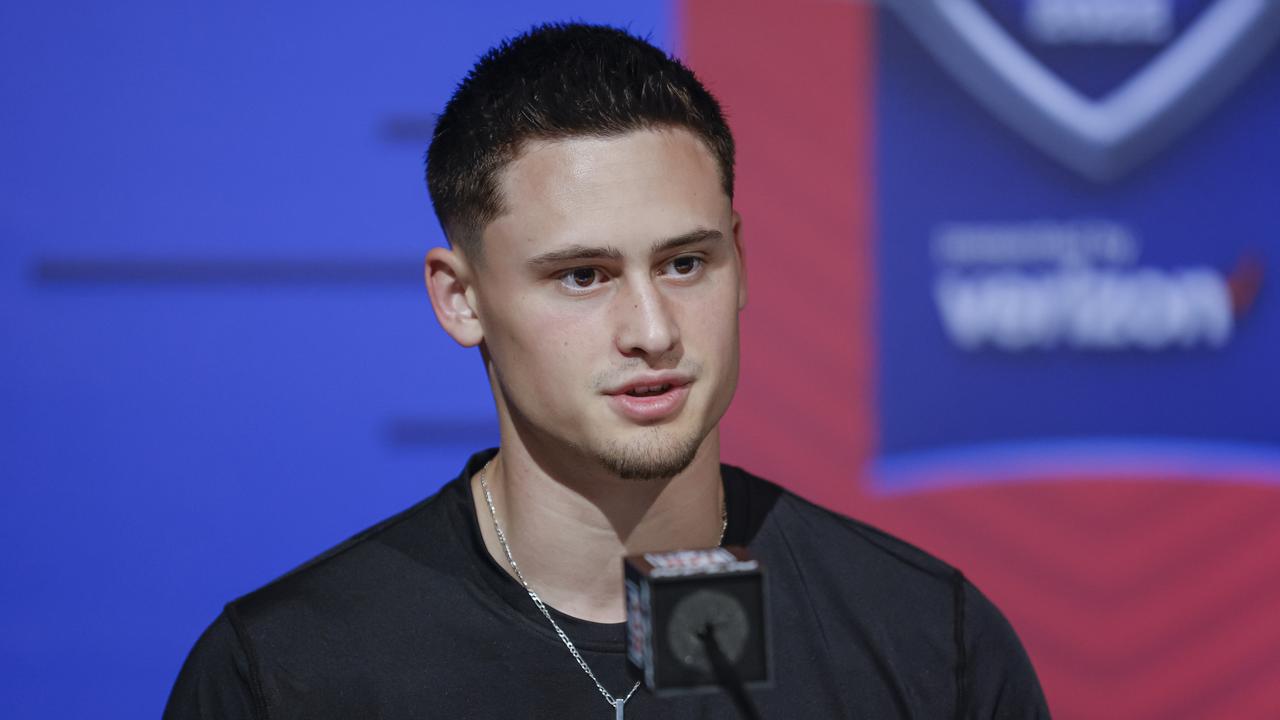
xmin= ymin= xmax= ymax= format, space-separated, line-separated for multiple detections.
xmin=166 ymin=23 xmax=1049 ymax=719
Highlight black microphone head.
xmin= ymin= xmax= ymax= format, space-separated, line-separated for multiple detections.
xmin=624 ymin=546 xmax=770 ymax=695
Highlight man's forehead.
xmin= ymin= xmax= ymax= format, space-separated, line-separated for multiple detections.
xmin=483 ymin=128 xmax=729 ymax=259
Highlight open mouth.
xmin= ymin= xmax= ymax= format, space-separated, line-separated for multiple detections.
xmin=626 ymin=384 xmax=673 ymax=397
xmin=607 ymin=380 xmax=692 ymax=422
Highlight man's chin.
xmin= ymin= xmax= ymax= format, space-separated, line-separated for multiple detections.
xmin=594 ymin=430 xmax=704 ymax=481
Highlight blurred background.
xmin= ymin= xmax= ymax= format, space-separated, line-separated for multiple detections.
xmin=3 ymin=0 xmax=1277 ymax=717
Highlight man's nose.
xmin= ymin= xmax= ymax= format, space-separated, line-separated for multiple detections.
xmin=614 ymin=276 xmax=680 ymax=358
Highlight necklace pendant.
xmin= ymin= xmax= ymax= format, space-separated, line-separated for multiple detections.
xmin=615 ymin=698 xmax=624 ymax=720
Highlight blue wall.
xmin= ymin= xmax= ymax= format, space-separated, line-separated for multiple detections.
xmin=0 ymin=2 xmax=672 ymax=717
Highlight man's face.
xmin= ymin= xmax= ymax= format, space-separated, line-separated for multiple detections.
xmin=471 ymin=128 xmax=745 ymax=480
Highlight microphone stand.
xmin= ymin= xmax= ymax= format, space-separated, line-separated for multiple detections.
xmin=697 ymin=624 xmax=763 ymax=720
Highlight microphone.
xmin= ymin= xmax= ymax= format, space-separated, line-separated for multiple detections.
xmin=624 ymin=547 xmax=769 ymax=717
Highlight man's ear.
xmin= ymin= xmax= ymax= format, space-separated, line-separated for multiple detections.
xmin=425 ymin=246 xmax=484 ymax=347
xmin=732 ymin=210 xmax=747 ymax=311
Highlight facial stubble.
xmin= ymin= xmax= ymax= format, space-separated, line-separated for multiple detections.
xmin=595 ymin=425 xmax=704 ymax=481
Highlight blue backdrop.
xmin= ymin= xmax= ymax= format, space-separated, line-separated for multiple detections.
xmin=873 ymin=0 xmax=1280 ymax=491
xmin=1 ymin=2 xmax=672 ymax=717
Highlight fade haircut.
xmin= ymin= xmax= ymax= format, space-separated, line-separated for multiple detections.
xmin=425 ymin=22 xmax=735 ymax=260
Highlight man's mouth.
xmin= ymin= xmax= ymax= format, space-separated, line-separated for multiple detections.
xmin=626 ymin=384 xmax=674 ymax=397
xmin=605 ymin=376 xmax=693 ymax=422
xmin=606 ymin=372 xmax=692 ymax=397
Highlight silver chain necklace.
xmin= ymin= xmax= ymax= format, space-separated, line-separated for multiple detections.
xmin=477 ymin=460 xmax=727 ymax=719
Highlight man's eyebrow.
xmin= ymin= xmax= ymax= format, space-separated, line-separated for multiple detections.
xmin=526 ymin=244 xmax=625 ymax=267
xmin=525 ymin=229 xmax=724 ymax=268
xmin=650 ymin=228 xmax=723 ymax=254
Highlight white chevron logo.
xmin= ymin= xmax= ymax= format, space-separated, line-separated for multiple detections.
xmin=883 ymin=0 xmax=1280 ymax=181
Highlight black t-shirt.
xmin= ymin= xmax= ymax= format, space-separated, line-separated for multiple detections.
xmin=165 ymin=450 xmax=1050 ymax=719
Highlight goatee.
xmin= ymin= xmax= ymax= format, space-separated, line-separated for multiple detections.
xmin=596 ymin=430 xmax=703 ymax=480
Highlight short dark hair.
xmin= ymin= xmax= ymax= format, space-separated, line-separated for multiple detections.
xmin=425 ymin=22 xmax=735 ymax=259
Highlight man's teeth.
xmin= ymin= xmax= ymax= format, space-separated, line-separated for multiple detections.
xmin=627 ymin=384 xmax=672 ymax=397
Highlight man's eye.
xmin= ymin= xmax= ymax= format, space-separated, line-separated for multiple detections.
xmin=559 ymin=267 xmax=605 ymax=291
xmin=665 ymin=256 xmax=704 ymax=276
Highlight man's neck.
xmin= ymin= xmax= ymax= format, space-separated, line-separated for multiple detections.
xmin=471 ymin=437 xmax=725 ymax=624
